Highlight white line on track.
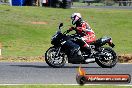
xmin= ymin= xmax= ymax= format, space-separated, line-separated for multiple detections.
xmin=0 ymin=84 xmax=132 ymax=86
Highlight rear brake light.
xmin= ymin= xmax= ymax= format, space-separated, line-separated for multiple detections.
xmin=110 ymin=39 xmax=112 ymax=43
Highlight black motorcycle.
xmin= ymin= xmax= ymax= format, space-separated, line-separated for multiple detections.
xmin=45 ymin=23 xmax=117 ymax=68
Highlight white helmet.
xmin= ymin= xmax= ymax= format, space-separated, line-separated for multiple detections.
xmin=71 ymin=13 xmax=82 ymax=25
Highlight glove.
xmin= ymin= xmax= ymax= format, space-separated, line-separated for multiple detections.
xmin=66 ymin=27 xmax=74 ymax=33
xmin=69 ymin=27 xmax=75 ymax=31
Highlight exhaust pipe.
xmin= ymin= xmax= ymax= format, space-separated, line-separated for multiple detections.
xmin=85 ymin=58 xmax=95 ymax=63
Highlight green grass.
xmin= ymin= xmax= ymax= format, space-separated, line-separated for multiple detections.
xmin=0 ymin=5 xmax=132 ymax=57
xmin=0 ymin=85 xmax=131 ymax=88
xmin=73 ymin=2 xmax=105 ymax=6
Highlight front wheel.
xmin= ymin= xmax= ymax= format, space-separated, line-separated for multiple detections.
xmin=96 ymin=47 xmax=118 ymax=68
xmin=45 ymin=46 xmax=66 ymax=68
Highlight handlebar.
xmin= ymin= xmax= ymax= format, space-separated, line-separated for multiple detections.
xmin=58 ymin=23 xmax=86 ymax=38
xmin=63 ymin=30 xmax=68 ymax=35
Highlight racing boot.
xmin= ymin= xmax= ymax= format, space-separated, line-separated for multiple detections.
xmin=83 ymin=43 xmax=91 ymax=55
xmin=76 ymin=50 xmax=85 ymax=63
xmin=69 ymin=50 xmax=85 ymax=64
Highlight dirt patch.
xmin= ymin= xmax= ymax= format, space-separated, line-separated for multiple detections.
xmin=0 ymin=56 xmax=44 ymax=62
xmin=118 ymin=54 xmax=132 ymax=63
xmin=0 ymin=54 xmax=132 ymax=63
xmin=31 ymin=21 xmax=48 ymax=25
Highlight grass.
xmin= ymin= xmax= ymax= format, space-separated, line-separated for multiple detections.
xmin=73 ymin=2 xmax=121 ymax=7
xmin=0 ymin=5 xmax=132 ymax=57
xmin=0 ymin=85 xmax=131 ymax=88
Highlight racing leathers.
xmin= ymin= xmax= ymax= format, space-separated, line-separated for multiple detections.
xmin=69 ymin=21 xmax=96 ymax=47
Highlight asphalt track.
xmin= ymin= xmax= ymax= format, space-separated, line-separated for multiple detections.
xmin=0 ymin=62 xmax=132 ymax=85
xmin=72 ymin=6 xmax=132 ymax=9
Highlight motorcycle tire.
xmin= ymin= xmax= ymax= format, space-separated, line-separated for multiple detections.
xmin=96 ymin=47 xmax=118 ymax=68
xmin=45 ymin=46 xmax=66 ymax=68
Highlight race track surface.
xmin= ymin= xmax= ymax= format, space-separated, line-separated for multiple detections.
xmin=0 ymin=62 xmax=132 ymax=85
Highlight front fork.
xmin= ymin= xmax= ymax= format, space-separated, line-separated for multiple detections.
xmin=55 ymin=47 xmax=61 ymax=57
xmin=55 ymin=47 xmax=68 ymax=62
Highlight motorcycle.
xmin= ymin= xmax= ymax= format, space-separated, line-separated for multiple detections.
xmin=45 ymin=23 xmax=117 ymax=68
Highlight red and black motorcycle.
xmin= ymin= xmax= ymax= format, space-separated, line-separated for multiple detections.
xmin=45 ymin=23 xmax=117 ymax=68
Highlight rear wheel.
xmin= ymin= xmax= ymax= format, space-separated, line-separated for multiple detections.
xmin=45 ymin=47 xmax=66 ymax=68
xmin=96 ymin=47 xmax=117 ymax=68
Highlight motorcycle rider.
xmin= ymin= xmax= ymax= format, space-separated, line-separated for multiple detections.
xmin=67 ymin=13 xmax=96 ymax=50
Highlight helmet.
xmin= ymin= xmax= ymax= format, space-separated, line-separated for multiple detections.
xmin=71 ymin=13 xmax=82 ymax=25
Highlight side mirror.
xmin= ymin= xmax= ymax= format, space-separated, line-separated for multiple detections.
xmin=59 ymin=23 xmax=63 ymax=28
